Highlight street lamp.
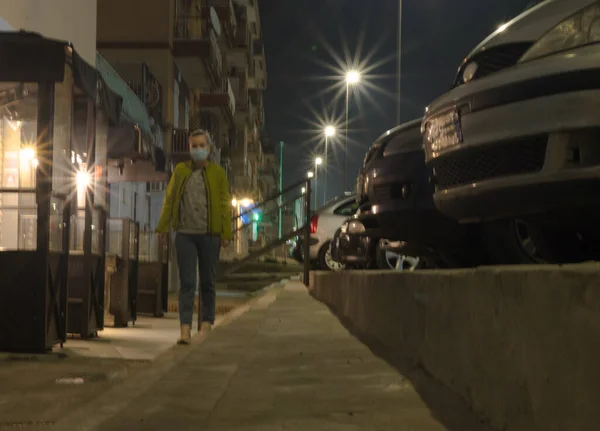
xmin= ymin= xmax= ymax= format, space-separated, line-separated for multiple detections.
xmin=324 ymin=125 xmax=335 ymax=205
xmin=314 ymin=157 xmax=323 ymax=210
xmin=344 ymin=70 xmax=361 ymax=191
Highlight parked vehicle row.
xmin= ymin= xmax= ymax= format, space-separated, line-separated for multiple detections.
xmin=314 ymin=0 xmax=600 ymax=270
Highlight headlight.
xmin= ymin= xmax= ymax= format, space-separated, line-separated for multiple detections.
xmin=462 ymin=61 xmax=478 ymax=83
xmin=520 ymin=2 xmax=600 ymax=63
xmin=340 ymin=223 xmax=348 ymax=234
xmin=347 ymin=220 xmax=366 ymax=234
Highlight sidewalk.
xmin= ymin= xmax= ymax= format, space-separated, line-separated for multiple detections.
xmin=52 ymin=281 xmax=491 ymax=431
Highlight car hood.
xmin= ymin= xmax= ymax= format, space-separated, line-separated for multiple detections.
xmin=467 ymin=0 xmax=597 ymax=60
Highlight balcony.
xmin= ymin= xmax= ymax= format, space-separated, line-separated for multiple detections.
xmin=252 ymin=39 xmax=264 ymax=57
xmin=125 ymin=63 xmax=163 ymax=125
xmin=199 ymin=78 xmax=236 ymax=120
xmin=173 ymin=15 xmax=222 ymax=87
xmin=235 ymin=18 xmax=250 ymax=48
xmin=201 ymin=0 xmax=237 ymax=47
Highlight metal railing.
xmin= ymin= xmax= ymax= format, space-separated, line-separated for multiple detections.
xmin=174 ymin=14 xmax=203 ymax=40
xmin=199 ymin=78 xmax=236 ymax=115
xmin=125 ymin=63 xmax=163 ymax=124
xmin=223 ymin=178 xmax=312 ymax=286
xmin=172 ymin=129 xmax=189 ymax=154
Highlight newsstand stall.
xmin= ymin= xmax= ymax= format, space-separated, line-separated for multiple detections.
xmin=137 ymin=231 xmax=168 ymax=317
xmin=0 ymin=32 xmax=81 ymax=352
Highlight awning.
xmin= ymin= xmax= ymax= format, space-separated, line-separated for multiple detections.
xmin=0 ymin=31 xmax=122 ymax=122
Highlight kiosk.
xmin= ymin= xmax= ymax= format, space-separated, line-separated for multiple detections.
xmin=0 ymin=32 xmax=119 ymax=352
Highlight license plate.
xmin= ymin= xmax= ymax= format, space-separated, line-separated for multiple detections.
xmin=425 ymin=109 xmax=463 ymax=153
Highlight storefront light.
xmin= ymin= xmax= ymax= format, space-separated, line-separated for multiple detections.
xmin=76 ymin=170 xmax=91 ymax=189
xmin=231 ymin=198 xmax=238 ymax=207
xmin=240 ymin=198 xmax=253 ymax=207
xmin=20 ymin=147 xmax=35 ymax=161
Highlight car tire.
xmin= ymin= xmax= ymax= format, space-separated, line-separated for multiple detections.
xmin=375 ymin=241 xmax=423 ymax=271
xmin=318 ymin=241 xmax=345 ymax=271
xmin=482 ymin=218 xmax=585 ymax=264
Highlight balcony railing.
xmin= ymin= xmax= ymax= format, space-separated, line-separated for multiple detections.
xmin=172 ymin=129 xmax=189 ymax=154
xmin=126 ymin=64 xmax=163 ymax=124
xmin=174 ymin=15 xmax=222 ymax=79
xmin=199 ymin=78 xmax=236 ymax=116
xmin=221 ymin=156 xmax=231 ymax=180
xmin=252 ymin=39 xmax=264 ymax=57
xmin=174 ymin=14 xmax=203 ymax=40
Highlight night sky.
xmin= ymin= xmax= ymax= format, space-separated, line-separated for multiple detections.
xmin=260 ymin=0 xmax=534 ymax=201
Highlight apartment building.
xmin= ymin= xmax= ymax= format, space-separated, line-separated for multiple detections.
xmin=97 ymin=0 xmax=268 ymax=208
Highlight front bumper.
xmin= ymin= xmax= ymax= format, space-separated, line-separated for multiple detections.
xmin=423 ymin=44 xmax=600 ymax=221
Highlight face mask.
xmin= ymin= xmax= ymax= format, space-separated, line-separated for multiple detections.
xmin=190 ymin=148 xmax=209 ymax=161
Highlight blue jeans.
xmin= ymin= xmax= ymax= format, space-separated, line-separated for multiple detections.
xmin=175 ymin=233 xmax=221 ymax=325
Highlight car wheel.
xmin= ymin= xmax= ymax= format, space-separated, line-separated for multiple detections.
xmin=482 ymin=218 xmax=586 ymax=264
xmin=375 ymin=241 xmax=422 ymax=271
xmin=319 ymin=241 xmax=345 ymax=271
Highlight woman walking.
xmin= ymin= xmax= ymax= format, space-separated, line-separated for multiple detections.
xmin=156 ymin=129 xmax=232 ymax=344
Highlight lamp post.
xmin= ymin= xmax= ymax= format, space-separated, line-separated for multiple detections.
xmin=344 ymin=70 xmax=360 ymax=191
xmin=307 ymin=171 xmax=315 ymax=210
xmin=314 ymin=157 xmax=322 ymax=209
xmin=278 ymin=141 xmax=283 ymax=239
xmin=324 ymin=125 xmax=335 ymax=205
xmin=397 ymin=0 xmax=402 ymax=124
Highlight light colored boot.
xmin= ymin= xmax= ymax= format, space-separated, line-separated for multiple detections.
xmin=200 ymin=322 xmax=212 ymax=335
xmin=177 ymin=324 xmax=191 ymax=345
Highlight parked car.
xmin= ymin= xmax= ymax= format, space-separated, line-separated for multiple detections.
xmin=331 ymin=217 xmax=423 ymax=271
xmin=356 ymin=120 xmax=482 ymax=267
xmin=422 ymin=0 xmax=600 ymax=264
xmin=308 ymin=193 xmax=358 ymax=270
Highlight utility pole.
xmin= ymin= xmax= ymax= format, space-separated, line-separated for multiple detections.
xmin=397 ymin=0 xmax=402 ymax=124
xmin=278 ymin=141 xmax=283 ymax=239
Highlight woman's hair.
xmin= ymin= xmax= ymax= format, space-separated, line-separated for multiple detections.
xmin=189 ymin=129 xmax=215 ymax=150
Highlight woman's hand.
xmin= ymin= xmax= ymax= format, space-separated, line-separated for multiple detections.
xmin=222 ymin=240 xmax=231 ymax=248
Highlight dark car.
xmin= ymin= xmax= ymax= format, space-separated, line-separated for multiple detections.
xmin=355 ymin=120 xmax=480 ymax=267
xmin=331 ymin=218 xmax=424 ymax=271
xmin=422 ymin=0 xmax=600 ymax=264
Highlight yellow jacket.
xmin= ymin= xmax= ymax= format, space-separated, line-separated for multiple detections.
xmin=156 ymin=161 xmax=232 ymax=240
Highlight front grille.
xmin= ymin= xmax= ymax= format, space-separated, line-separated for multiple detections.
xmin=455 ymin=42 xmax=532 ymax=87
xmin=432 ymin=136 xmax=547 ymax=189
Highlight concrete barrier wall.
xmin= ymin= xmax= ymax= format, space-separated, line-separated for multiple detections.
xmin=310 ymin=265 xmax=600 ymax=431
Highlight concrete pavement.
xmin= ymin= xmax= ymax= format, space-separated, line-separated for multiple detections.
xmin=51 ymin=281 xmax=491 ymax=431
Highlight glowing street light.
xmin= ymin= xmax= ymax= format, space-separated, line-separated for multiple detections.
xmin=315 ymin=157 xmax=323 ymax=166
xmin=344 ymin=70 xmax=361 ymax=191
xmin=346 ymin=70 xmax=361 ymax=85
xmin=325 ymin=125 xmax=336 ymax=137
xmin=307 ymin=171 xmax=314 ymax=178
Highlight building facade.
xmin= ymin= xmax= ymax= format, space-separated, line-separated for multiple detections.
xmin=97 ymin=0 xmax=270 ymax=215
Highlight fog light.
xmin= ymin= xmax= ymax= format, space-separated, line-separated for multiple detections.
xmin=402 ymin=184 xmax=412 ymax=200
